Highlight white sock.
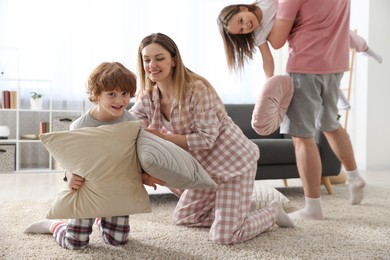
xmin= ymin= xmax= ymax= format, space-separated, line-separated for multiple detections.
xmin=269 ymin=200 xmax=294 ymax=227
xmin=288 ymin=197 xmax=324 ymax=220
xmin=346 ymin=169 xmax=366 ymax=205
xmin=24 ymin=219 xmax=61 ymax=234
xmin=361 ymin=47 xmax=383 ymax=64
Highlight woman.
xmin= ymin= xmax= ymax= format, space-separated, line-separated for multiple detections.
xmin=129 ymin=32 xmax=293 ymax=245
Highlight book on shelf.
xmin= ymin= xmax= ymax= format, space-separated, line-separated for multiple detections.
xmin=1 ymin=90 xmax=18 ymax=109
xmin=2 ymin=90 xmax=10 ymax=109
xmin=39 ymin=121 xmax=50 ymax=134
xmin=10 ymin=91 xmax=17 ymax=109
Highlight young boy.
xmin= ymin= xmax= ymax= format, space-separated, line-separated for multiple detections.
xmin=24 ymin=62 xmax=164 ymax=250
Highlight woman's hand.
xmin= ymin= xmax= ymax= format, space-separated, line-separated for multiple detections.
xmin=145 ymin=128 xmax=164 ymax=139
xmin=145 ymin=127 xmax=189 ymax=150
xmin=142 ymin=172 xmax=166 ymax=190
xmin=66 ymin=171 xmax=85 ymax=192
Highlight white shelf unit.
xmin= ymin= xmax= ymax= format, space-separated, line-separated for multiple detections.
xmin=0 ymin=78 xmax=83 ymax=173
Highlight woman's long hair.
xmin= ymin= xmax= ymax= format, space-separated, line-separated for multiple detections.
xmin=137 ymin=33 xmax=222 ymax=115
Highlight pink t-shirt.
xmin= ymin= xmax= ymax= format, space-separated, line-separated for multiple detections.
xmin=276 ymin=0 xmax=350 ymax=74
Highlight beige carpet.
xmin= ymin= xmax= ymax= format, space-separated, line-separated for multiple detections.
xmin=1 ymin=184 xmax=389 ymax=260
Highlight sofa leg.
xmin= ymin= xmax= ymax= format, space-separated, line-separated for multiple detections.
xmin=283 ymin=179 xmax=288 ymax=187
xmin=321 ymin=177 xmax=334 ymax=195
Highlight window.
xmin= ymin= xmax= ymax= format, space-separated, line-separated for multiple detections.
xmin=1 ymin=0 xmax=285 ymax=105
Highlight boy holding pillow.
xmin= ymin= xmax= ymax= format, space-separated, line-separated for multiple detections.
xmin=24 ymin=62 xmax=164 ymax=250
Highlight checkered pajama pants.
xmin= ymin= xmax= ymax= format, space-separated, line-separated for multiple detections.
xmin=52 ymin=216 xmax=130 ymax=250
xmin=173 ymin=164 xmax=276 ymax=244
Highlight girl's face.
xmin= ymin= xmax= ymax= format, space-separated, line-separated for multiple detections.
xmin=96 ymin=89 xmax=130 ymax=121
xmin=227 ymin=7 xmax=260 ymax=35
xmin=141 ymin=43 xmax=175 ymax=84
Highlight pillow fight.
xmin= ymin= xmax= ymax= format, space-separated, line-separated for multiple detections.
xmin=24 ymin=0 xmax=382 ymax=249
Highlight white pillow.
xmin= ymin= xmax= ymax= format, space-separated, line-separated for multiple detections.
xmin=40 ymin=121 xmax=152 ymax=219
xmin=137 ymin=129 xmax=217 ymax=189
xmin=251 ymin=182 xmax=290 ymax=210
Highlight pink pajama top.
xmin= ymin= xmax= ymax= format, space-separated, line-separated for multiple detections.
xmin=130 ymin=81 xmax=259 ymax=183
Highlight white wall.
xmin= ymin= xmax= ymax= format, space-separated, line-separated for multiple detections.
xmin=1 ymin=0 xmax=389 ymax=170
xmin=351 ymin=0 xmax=390 ymax=170
xmin=366 ymin=0 xmax=390 ymax=169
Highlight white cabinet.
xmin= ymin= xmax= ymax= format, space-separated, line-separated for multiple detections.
xmin=0 ymin=78 xmax=83 ymax=172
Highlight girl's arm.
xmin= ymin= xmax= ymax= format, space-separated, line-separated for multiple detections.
xmin=267 ymin=19 xmax=294 ymax=50
xmin=258 ymin=42 xmax=274 ymax=78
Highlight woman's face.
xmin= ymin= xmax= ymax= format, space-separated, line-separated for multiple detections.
xmin=227 ymin=7 xmax=260 ymax=35
xmin=141 ymin=43 xmax=175 ymax=83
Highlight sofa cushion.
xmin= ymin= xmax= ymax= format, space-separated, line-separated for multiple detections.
xmin=252 ymin=139 xmax=296 ymax=165
xmin=252 ymin=75 xmax=294 ymax=136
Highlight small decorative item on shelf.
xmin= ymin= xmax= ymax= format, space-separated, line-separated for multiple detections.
xmin=30 ymin=91 xmax=43 ymax=110
xmin=0 ymin=125 xmax=10 ymax=139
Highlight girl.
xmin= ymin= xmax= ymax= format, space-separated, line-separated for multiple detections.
xmin=217 ymin=1 xmax=382 ymax=77
xmin=218 ymin=0 xmax=277 ymax=78
xmin=129 ymin=32 xmax=294 ymax=245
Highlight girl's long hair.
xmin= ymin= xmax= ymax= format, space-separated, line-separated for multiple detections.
xmin=217 ymin=3 xmax=260 ymax=72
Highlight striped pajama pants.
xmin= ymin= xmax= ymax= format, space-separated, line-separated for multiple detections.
xmin=52 ymin=216 xmax=129 ymax=250
xmin=173 ymin=164 xmax=276 ymax=244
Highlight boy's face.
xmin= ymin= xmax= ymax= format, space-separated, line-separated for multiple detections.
xmin=96 ymin=89 xmax=131 ymax=121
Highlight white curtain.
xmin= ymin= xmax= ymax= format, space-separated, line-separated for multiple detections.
xmin=0 ymin=0 xmax=287 ymax=108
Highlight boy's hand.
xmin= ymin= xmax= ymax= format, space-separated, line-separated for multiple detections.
xmin=66 ymin=171 xmax=85 ymax=192
xmin=142 ymin=172 xmax=166 ymax=190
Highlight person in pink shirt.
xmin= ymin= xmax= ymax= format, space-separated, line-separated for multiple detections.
xmin=218 ymin=1 xmax=382 ymax=118
xmin=130 ymin=32 xmax=294 ymax=244
xmin=267 ymin=0 xmax=367 ymax=220
xmin=217 ymin=1 xmax=382 ymax=79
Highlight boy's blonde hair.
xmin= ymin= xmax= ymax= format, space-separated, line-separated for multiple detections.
xmin=87 ymin=62 xmax=137 ymax=103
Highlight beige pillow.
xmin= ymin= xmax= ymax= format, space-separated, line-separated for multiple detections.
xmin=252 ymin=75 xmax=294 ymax=136
xmin=40 ymin=121 xmax=151 ymax=219
xmin=137 ymin=129 xmax=217 ymax=189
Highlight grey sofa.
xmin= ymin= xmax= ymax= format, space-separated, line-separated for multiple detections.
xmin=224 ymin=104 xmax=341 ymax=194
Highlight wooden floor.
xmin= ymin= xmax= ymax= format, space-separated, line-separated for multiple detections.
xmin=0 ymin=169 xmax=389 ymax=202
